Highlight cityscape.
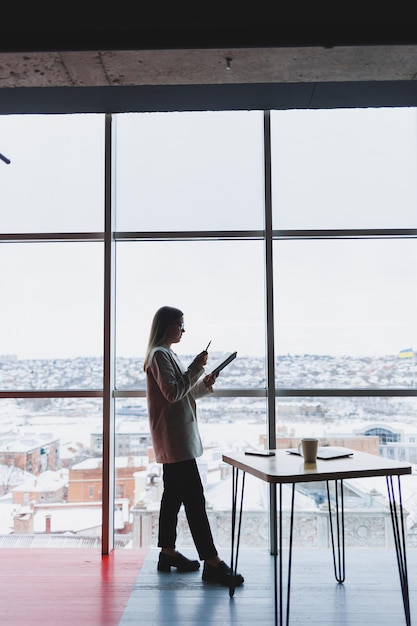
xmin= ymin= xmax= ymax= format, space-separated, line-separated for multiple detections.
xmin=0 ymin=352 xmax=417 ymax=549
xmin=1 ymin=349 xmax=417 ymax=391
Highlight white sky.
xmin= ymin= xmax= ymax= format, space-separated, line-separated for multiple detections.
xmin=0 ymin=108 xmax=416 ymax=360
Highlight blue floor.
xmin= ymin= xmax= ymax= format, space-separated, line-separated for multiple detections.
xmin=119 ymin=546 xmax=417 ymax=625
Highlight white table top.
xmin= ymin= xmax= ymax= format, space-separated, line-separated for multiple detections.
xmin=222 ymin=449 xmax=412 ymax=484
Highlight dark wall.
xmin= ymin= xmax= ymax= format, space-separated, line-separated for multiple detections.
xmin=1 ymin=23 xmax=417 ymax=53
xmin=2 ymin=82 xmax=417 ymax=116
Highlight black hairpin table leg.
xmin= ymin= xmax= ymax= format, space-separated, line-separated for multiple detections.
xmin=229 ymin=466 xmax=245 ymax=598
xmin=275 ymin=483 xmax=296 ymax=626
xmin=327 ymin=479 xmax=346 ymax=583
xmin=386 ymin=475 xmax=411 ymax=626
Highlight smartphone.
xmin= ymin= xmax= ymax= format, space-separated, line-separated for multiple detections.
xmin=245 ymin=450 xmax=275 ymax=457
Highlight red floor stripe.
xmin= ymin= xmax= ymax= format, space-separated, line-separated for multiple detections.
xmin=0 ymin=548 xmax=147 ymax=625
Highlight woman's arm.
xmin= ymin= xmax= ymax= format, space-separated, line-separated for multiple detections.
xmin=148 ymin=348 xmax=204 ymax=403
xmin=193 ymin=373 xmax=218 ymax=399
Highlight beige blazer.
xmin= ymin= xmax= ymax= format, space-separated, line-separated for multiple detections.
xmin=146 ymin=346 xmax=211 ymax=464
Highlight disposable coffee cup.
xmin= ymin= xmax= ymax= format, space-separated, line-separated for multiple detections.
xmin=298 ymin=438 xmax=318 ymax=463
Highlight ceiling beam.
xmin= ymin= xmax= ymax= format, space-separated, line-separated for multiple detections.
xmin=1 ymin=45 xmax=417 ymax=90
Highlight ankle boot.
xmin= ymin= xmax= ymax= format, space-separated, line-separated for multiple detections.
xmin=157 ymin=551 xmax=200 ymax=572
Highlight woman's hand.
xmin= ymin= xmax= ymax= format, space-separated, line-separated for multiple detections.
xmin=203 ymin=372 xmax=218 ymax=391
xmin=190 ymin=350 xmax=209 ymax=370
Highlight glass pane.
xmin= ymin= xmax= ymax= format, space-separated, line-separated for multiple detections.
xmin=115 ymin=240 xmax=266 ymax=389
xmin=115 ymin=236 xmax=267 ymax=550
xmin=0 ymin=114 xmax=104 ymax=233
xmin=0 ymin=242 xmax=104 ymax=388
xmin=114 ymin=111 xmax=265 ymax=231
xmin=271 ymin=107 xmax=417 ymax=229
xmin=275 ymin=396 xmax=417 ymax=463
xmin=272 ymin=396 xmax=417 ymax=548
xmin=115 ymin=396 xmax=268 ymax=549
xmin=0 ymin=397 xmax=102 ymax=547
xmin=274 ymin=238 xmax=417 ymax=388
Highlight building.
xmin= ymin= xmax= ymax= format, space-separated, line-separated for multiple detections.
xmin=68 ymin=456 xmax=148 ymax=507
xmin=11 ymin=469 xmax=68 ymax=507
xmin=90 ymin=429 xmax=153 ymax=458
xmin=357 ymin=422 xmax=417 ymax=463
xmin=0 ymin=436 xmax=60 ymax=475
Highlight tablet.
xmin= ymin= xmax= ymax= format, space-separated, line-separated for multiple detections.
xmin=208 ymin=351 xmax=237 ymax=376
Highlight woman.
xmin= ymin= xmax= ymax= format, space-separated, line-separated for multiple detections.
xmin=144 ymin=305 xmax=244 ymax=587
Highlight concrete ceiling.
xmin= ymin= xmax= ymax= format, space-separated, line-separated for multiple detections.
xmin=1 ymin=45 xmax=417 ymax=89
xmin=1 ymin=25 xmax=417 ymax=113
xmin=1 ymin=23 xmax=417 ymax=89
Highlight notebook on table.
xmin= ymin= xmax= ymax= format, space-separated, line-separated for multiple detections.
xmin=286 ymin=446 xmax=354 ymax=460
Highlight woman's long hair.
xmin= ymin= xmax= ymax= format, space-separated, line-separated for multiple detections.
xmin=143 ymin=306 xmax=183 ymax=370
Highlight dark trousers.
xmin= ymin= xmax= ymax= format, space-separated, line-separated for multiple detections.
xmin=158 ymin=458 xmax=218 ymax=561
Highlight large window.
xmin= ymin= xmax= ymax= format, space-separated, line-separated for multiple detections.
xmin=0 ymin=114 xmax=105 ymax=546
xmin=1 ymin=107 xmax=417 ymax=552
xmin=113 ymin=111 xmax=267 ymax=547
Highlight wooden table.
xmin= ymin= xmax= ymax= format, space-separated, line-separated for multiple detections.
xmin=222 ymin=449 xmax=412 ymax=626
